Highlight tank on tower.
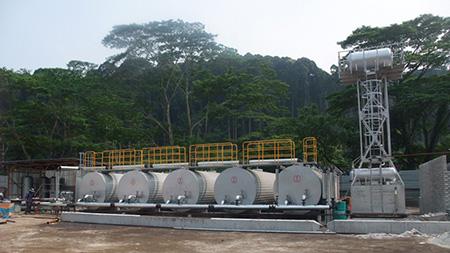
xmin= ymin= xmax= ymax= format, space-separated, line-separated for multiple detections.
xmin=214 ymin=167 xmax=275 ymax=205
xmin=346 ymin=48 xmax=394 ymax=71
xmin=338 ymin=45 xmax=406 ymax=215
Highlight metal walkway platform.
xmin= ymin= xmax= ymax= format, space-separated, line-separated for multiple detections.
xmin=61 ymin=212 xmax=323 ymax=233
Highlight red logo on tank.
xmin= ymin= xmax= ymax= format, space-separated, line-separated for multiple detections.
xmin=231 ymin=176 xmax=238 ymax=183
xmin=293 ymin=175 xmax=301 ymax=183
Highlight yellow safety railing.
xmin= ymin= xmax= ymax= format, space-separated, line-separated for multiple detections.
xmin=81 ymin=138 xmax=302 ymax=168
xmin=189 ymin=142 xmax=238 ymax=164
xmin=82 ymin=146 xmax=186 ymax=168
xmin=82 ymin=151 xmax=101 ymax=167
xmin=101 ymin=149 xmax=141 ymax=167
xmin=303 ymin=137 xmax=318 ymax=163
xmin=142 ymin=146 xmax=187 ymax=165
xmin=242 ymin=139 xmax=296 ymax=163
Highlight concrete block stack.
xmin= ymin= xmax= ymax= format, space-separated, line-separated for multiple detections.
xmin=419 ymin=155 xmax=449 ymax=214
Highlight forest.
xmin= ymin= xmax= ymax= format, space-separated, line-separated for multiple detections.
xmin=0 ymin=14 xmax=448 ymax=171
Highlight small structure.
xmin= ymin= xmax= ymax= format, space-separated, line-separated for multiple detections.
xmin=0 ymin=158 xmax=78 ymax=200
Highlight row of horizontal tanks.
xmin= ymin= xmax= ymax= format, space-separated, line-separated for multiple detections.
xmin=78 ymin=164 xmax=339 ymax=209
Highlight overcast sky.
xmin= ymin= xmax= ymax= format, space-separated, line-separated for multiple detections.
xmin=1 ymin=0 xmax=449 ymax=72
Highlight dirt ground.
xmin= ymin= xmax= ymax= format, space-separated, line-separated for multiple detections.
xmin=1 ymin=214 xmax=449 ymax=253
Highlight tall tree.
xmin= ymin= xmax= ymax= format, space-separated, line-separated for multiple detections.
xmin=103 ymin=20 xmax=224 ymax=143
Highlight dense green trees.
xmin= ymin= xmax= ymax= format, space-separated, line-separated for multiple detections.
xmin=0 ymin=15 xmax=448 ymax=171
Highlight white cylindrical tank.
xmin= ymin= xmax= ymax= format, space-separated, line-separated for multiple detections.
xmin=276 ymin=164 xmax=323 ymax=206
xmin=79 ymin=172 xmax=123 ymax=202
xmin=350 ymin=167 xmax=400 ymax=181
xmin=347 ymin=48 xmax=393 ymax=71
xmin=214 ymin=168 xmax=275 ymax=205
xmin=116 ymin=170 xmax=167 ymax=203
xmin=162 ymin=169 xmax=218 ymax=204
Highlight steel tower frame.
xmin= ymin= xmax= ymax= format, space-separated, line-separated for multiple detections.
xmin=354 ymin=77 xmax=394 ymax=169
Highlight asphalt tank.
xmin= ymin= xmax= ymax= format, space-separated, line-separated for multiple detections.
xmin=276 ymin=164 xmax=323 ymax=206
xmin=162 ymin=168 xmax=218 ymax=204
xmin=78 ymin=172 xmax=123 ymax=202
xmin=214 ymin=167 xmax=275 ymax=205
xmin=116 ymin=170 xmax=167 ymax=203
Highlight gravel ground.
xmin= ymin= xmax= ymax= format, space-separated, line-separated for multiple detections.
xmin=1 ymin=214 xmax=449 ymax=253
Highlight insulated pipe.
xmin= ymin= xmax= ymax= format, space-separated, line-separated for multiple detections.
xmin=76 ymin=202 xmax=113 ymax=208
xmin=161 ymin=204 xmax=210 ymax=209
xmin=212 ymin=205 xmax=330 ymax=210
xmin=76 ymin=202 xmax=330 ymax=210
xmin=272 ymin=205 xmax=330 ymax=210
xmin=115 ymin=203 xmax=158 ymax=208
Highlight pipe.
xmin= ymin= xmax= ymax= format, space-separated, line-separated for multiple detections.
xmin=76 ymin=202 xmax=113 ymax=208
xmin=76 ymin=202 xmax=330 ymax=210
xmin=162 ymin=204 xmax=210 ymax=209
xmin=275 ymin=205 xmax=330 ymax=210
xmin=115 ymin=203 xmax=158 ymax=208
xmin=38 ymin=202 xmax=68 ymax=207
xmin=213 ymin=205 xmax=330 ymax=210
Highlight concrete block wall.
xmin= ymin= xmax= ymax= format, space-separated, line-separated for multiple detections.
xmin=419 ymin=156 xmax=448 ymax=214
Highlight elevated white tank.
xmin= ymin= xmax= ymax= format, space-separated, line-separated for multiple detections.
xmin=214 ymin=168 xmax=275 ymax=205
xmin=79 ymin=172 xmax=123 ymax=202
xmin=347 ymin=48 xmax=393 ymax=71
xmin=276 ymin=164 xmax=323 ymax=206
xmin=162 ymin=169 xmax=218 ymax=204
xmin=116 ymin=170 xmax=167 ymax=203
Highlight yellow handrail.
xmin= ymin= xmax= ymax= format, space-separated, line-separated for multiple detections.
xmin=242 ymin=139 xmax=296 ymax=163
xmin=101 ymin=149 xmax=140 ymax=167
xmin=82 ymin=151 xmax=98 ymax=167
xmin=303 ymin=137 xmax=318 ymax=163
xmin=81 ymin=138 xmax=302 ymax=168
xmin=142 ymin=146 xmax=187 ymax=165
xmin=189 ymin=142 xmax=238 ymax=164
